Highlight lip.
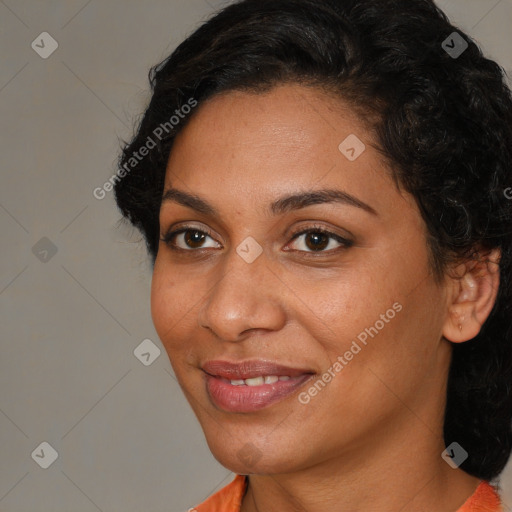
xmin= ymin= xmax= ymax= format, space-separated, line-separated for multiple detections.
xmin=202 ymin=359 xmax=315 ymax=413
xmin=202 ymin=359 xmax=313 ymax=380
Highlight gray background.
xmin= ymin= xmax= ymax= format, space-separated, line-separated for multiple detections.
xmin=1 ymin=0 xmax=511 ymax=510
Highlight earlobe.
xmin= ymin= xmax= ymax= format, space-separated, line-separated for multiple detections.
xmin=443 ymin=248 xmax=501 ymax=344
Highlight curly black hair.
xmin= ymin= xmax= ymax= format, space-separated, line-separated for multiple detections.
xmin=113 ymin=0 xmax=512 ymax=481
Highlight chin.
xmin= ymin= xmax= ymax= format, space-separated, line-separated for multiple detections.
xmin=206 ymin=436 xmax=303 ymax=475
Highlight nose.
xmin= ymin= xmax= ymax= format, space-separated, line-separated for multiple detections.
xmin=198 ymin=247 xmax=287 ymax=342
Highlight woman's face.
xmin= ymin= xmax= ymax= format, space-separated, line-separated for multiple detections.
xmin=151 ymin=83 xmax=453 ymax=474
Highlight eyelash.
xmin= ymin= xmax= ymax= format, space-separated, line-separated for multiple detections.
xmin=160 ymin=224 xmax=353 ymax=255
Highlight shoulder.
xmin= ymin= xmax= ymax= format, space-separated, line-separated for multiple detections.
xmin=456 ymin=481 xmax=503 ymax=512
xmin=190 ymin=476 xmax=502 ymax=511
xmin=192 ymin=475 xmax=248 ymax=512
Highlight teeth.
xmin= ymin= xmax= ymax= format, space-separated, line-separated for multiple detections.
xmin=228 ymin=375 xmax=290 ymax=386
xmin=245 ymin=376 xmax=265 ymax=386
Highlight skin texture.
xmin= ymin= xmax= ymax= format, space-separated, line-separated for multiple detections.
xmin=151 ymin=84 xmax=499 ymax=512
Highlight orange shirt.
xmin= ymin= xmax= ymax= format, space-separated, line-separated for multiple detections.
xmin=193 ymin=475 xmax=502 ymax=512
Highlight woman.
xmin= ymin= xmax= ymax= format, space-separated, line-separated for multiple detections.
xmin=113 ymin=0 xmax=512 ymax=510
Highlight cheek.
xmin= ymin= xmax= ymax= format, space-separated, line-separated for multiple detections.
xmin=150 ymin=263 xmax=192 ymax=353
xmin=300 ymin=252 xmax=437 ymax=376
xmin=297 ymin=268 xmax=398 ymax=350
xmin=150 ymin=265 xmax=168 ymax=335
xmin=151 ymin=272 xmax=204 ymax=386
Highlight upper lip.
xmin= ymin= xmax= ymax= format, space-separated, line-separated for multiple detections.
xmin=202 ymin=359 xmax=315 ymax=380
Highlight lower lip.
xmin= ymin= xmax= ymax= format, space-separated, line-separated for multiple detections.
xmin=205 ymin=373 xmax=314 ymax=413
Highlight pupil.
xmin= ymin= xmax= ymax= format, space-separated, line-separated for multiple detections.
xmin=306 ymin=233 xmax=328 ymax=251
xmin=185 ymin=230 xmax=205 ymax=248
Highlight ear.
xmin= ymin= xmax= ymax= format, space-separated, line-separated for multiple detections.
xmin=443 ymin=248 xmax=501 ymax=343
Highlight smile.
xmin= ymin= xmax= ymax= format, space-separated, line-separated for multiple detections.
xmin=202 ymin=360 xmax=315 ymax=412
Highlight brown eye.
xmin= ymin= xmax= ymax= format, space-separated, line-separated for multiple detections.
xmin=287 ymin=227 xmax=353 ymax=254
xmin=184 ymin=230 xmax=207 ymax=249
xmin=161 ymin=228 xmax=220 ymax=251
xmin=304 ymin=232 xmax=329 ymax=251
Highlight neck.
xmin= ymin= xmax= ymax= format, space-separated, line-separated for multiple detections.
xmin=241 ymin=417 xmax=480 ymax=512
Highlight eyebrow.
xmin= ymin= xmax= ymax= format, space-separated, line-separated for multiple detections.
xmin=161 ymin=187 xmax=378 ymax=217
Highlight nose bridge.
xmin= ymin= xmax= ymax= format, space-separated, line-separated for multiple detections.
xmin=198 ymin=244 xmax=284 ymax=340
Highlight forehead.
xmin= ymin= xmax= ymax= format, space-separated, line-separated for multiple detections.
xmin=167 ymin=84 xmax=374 ymax=175
xmin=162 ymin=83 xmax=405 ymax=219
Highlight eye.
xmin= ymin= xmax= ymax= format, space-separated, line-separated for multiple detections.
xmin=160 ymin=227 xmax=220 ymax=251
xmin=160 ymin=224 xmax=353 ymax=254
xmin=286 ymin=225 xmax=353 ymax=253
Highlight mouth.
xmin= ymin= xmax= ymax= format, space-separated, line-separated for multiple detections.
xmin=202 ymin=359 xmax=316 ymax=413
